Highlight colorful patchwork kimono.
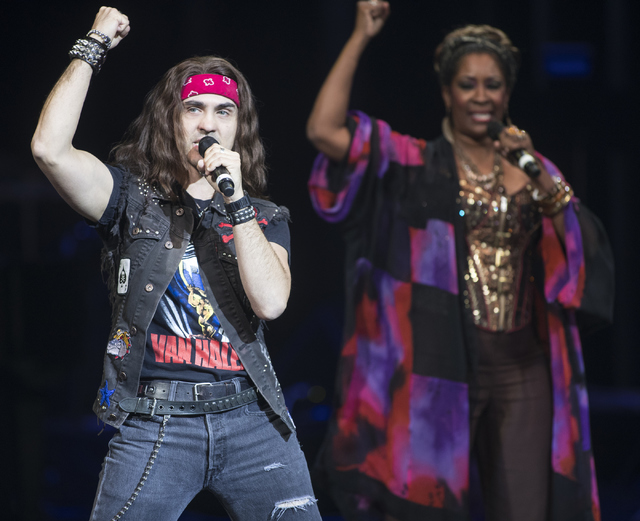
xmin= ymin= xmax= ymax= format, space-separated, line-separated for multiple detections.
xmin=308 ymin=111 xmax=614 ymax=521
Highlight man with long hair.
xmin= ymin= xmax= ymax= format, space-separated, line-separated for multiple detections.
xmin=31 ymin=7 xmax=320 ymax=521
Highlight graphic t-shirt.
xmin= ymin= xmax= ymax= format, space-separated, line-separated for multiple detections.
xmin=140 ymin=199 xmax=290 ymax=383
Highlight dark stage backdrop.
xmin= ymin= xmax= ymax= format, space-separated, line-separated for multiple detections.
xmin=1 ymin=1 xmax=638 ymax=520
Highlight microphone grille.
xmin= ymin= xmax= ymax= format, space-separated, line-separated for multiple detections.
xmin=198 ymin=136 xmax=218 ymax=157
xmin=487 ymin=120 xmax=504 ymax=141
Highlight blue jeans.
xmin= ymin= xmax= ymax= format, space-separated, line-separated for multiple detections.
xmin=90 ymin=379 xmax=321 ymax=521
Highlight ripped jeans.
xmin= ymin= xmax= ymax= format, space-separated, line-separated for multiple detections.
xmin=89 ymin=380 xmax=321 ymax=521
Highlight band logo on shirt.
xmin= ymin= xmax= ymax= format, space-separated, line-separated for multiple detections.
xmin=147 ymin=243 xmax=246 ymax=372
xmin=150 ymin=334 xmax=244 ymax=371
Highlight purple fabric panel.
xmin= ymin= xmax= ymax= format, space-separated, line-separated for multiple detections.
xmin=568 ymin=311 xmax=586 ymax=375
xmin=351 ymin=259 xmax=408 ymax=419
xmin=308 ymin=111 xmax=375 ymax=223
xmin=376 ymin=118 xmax=391 ymax=178
xmin=590 ymin=457 xmax=601 ymax=516
xmin=387 ymin=131 xmax=428 ymax=168
xmin=548 ymin=311 xmax=581 ymax=480
xmin=549 ymin=312 xmax=599 ymax=513
xmin=410 ymin=220 xmax=458 ymax=295
xmin=538 ymin=155 xmax=585 ymax=306
xmin=568 ymin=313 xmax=592 ymax=453
xmin=409 ymin=375 xmax=469 ymax=501
xmin=548 ymin=315 xmax=570 ymax=476
xmin=557 ymin=204 xmax=584 ymax=305
xmin=578 ymin=381 xmax=592 ymax=453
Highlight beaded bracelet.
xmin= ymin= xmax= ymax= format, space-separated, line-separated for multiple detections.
xmin=69 ymin=37 xmax=107 ymax=74
xmin=228 ymin=205 xmax=256 ymax=225
xmin=532 ymin=177 xmax=574 ymax=217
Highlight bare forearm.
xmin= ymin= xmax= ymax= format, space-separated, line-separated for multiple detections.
xmin=31 ymin=58 xmax=114 ymax=221
xmin=31 ymin=59 xmax=92 ymax=168
xmin=306 ymin=33 xmax=370 ymax=157
xmin=31 ymin=8 xmax=130 ymax=221
xmin=307 ymin=1 xmax=390 ymax=161
xmin=32 ymin=6 xmax=128 ymax=168
xmin=233 ymin=221 xmax=291 ymax=321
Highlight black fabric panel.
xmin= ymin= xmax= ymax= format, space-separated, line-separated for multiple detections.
xmin=549 ymin=472 xmax=596 ymax=521
xmin=371 ymin=198 xmax=412 ymax=283
xmin=574 ymin=203 xmax=615 ymax=335
xmin=411 ymin=283 xmax=468 ymax=382
xmin=320 ymin=468 xmax=468 ymax=521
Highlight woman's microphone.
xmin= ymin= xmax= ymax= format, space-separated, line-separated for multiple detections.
xmin=198 ymin=136 xmax=236 ymax=196
xmin=487 ymin=121 xmax=541 ymax=178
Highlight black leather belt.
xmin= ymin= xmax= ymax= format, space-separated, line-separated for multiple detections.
xmin=119 ymin=380 xmax=258 ymax=417
xmin=137 ymin=379 xmax=251 ymax=401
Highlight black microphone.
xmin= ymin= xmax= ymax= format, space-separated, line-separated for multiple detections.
xmin=198 ymin=136 xmax=235 ymax=197
xmin=487 ymin=120 xmax=541 ymax=179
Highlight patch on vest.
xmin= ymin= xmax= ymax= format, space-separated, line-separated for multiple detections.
xmin=99 ymin=380 xmax=115 ymax=408
xmin=117 ymin=258 xmax=131 ymax=294
xmin=107 ymin=329 xmax=131 ymax=359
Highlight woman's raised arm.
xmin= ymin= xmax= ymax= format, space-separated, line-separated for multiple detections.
xmin=306 ymin=1 xmax=390 ymax=162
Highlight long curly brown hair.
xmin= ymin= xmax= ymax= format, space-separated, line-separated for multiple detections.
xmin=109 ymin=56 xmax=267 ymax=199
xmin=434 ymin=25 xmax=520 ymax=92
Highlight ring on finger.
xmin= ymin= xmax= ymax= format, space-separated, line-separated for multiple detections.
xmin=506 ymin=125 xmax=520 ymax=136
xmin=507 ymin=126 xmax=526 ymax=140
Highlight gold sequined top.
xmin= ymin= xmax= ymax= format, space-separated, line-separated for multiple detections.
xmin=459 ymin=178 xmax=541 ymax=331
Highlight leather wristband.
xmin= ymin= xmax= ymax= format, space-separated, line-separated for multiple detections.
xmin=228 ymin=206 xmax=256 ymax=225
xmin=69 ymin=37 xmax=107 ymax=75
xmin=224 ymin=192 xmax=251 ymax=213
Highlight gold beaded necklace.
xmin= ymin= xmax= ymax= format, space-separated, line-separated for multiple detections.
xmin=454 ymin=143 xmax=503 ymax=193
xmin=442 ymin=115 xmax=503 ymax=193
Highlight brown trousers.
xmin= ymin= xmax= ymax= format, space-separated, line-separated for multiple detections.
xmin=469 ymin=325 xmax=552 ymax=521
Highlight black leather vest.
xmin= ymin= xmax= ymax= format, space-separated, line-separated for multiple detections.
xmin=93 ymin=170 xmax=294 ymax=433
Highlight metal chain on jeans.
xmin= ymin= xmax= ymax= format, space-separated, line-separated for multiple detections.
xmin=110 ymin=414 xmax=171 ymax=521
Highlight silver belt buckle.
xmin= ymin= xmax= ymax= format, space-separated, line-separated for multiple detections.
xmin=139 ymin=397 xmax=158 ymax=417
xmin=193 ymin=382 xmax=213 ymax=401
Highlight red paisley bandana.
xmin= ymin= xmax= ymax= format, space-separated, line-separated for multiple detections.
xmin=181 ymin=74 xmax=240 ymax=106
